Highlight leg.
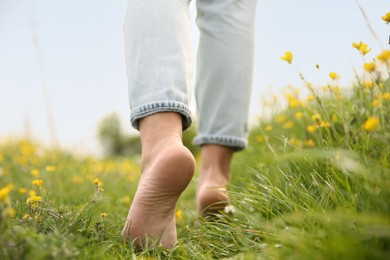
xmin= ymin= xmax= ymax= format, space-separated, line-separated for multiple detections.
xmin=196 ymin=144 xmax=233 ymax=216
xmin=122 ymin=0 xmax=195 ymax=248
xmin=122 ymin=113 xmax=195 ymax=248
xmin=194 ymin=0 xmax=258 ymax=215
xmin=124 ymin=0 xmax=193 ymax=130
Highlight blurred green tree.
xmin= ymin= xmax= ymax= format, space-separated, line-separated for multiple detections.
xmin=97 ymin=113 xmax=199 ymax=157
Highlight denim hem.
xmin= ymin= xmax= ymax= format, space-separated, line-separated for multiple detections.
xmin=193 ymin=135 xmax=247 ymax=151
xmin=130 ymin=101 xmax=192 ymax=130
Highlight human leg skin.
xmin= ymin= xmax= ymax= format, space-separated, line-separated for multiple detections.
xmin=122 ymin=113 xmax=195 ymax=248
xmin=122 ymin=0 xmax=195 ymax=248
xmin=196 ymin=144 xmax=233 ymax=216
xmin=194 ymin=0 xmax=258 ymax=215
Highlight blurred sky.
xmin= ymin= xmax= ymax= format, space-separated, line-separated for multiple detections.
xmin=0 ymin=0 xmax=389 ymax=154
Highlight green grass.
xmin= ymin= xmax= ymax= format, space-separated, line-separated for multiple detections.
xmin=1 ymin=49 xmax=390 ymax=259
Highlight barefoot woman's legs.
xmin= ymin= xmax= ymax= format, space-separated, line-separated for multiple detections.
xmin=194 ymin=0 xmax=258 ymax=216
xmin=122 ymin=0 xmax=195 ymax=248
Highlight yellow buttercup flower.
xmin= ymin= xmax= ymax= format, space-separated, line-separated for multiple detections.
xmin=93 ymin=178 xmax=100 ymax=185
xmin=265 ymin=125 xmax=273 ymax=132
xmin=176 ymin=209 xmax=183 ymax=222
xmin=32 ymin=179 xmax=43 ymax=188
xmin=5 ymin=207 xmax=16 ymax=218
xmin=31 ymin=195 xmax=42 ymax=202
xmin=382 ymin=12 xmax=390 ymax=23
xmin=311 ymin=114 xmax=321 ymax=122
xmin=22 ymin=214 xmax=31 ymax=220
xmin=320 ymin=121 xmax=331 ymax=128
xmin=307 ymin=125 xmax=317 ymax=133
xmin=276 ymin=114 xmax=286 ymax=123
xmin=283 ymin=121 xmax=294 ymax=129
xmin=363 ymin=117 xmax=379 ymax=132
xmin=363 ymin=81 xmax=373 ymax=89
xmin=19 ymin=188 xmax=27 ymax=194
xmin=304 ymin=139 xmax=315 ymax=147
xmin=45 ymin=165 xmax=56 ymax=172
xmin=295 ymin=112 xmax=304 ymax=119
xmin=364 ymin=62 xmax=376 ymax=73
xmin=372 ymin=99 xmax=381 ymax=107
xmin=72 ymin=176 xmax=84 ymax=184
xmin=377 ymin=50 xmax=390 ymax=63
xmin=352 ymin=41 xmax=371 ymax=55
xmin=100 ymin=212 xmax=108 ymax=218
xmin=382 ymin=92 xmax=390 ymax=100
xmin=256 ymin=135 xmax=264 ymax=143
xmin=30 ymin=169 xmax=40 ymax=177
xmin=0 ymin=186 xmax=11 ymax=202
xmin=306 ymin=95 xmax=315 ymax=102
xmin=281 ymin=51 xmax=293 ymax=64
xmin=329 ymin=72 xmax=340 ymax=80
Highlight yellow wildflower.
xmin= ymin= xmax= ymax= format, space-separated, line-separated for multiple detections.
xmin=372 ymin=99 xmax=381 ymax=107
xmin=176 ymin=209 xmax=183 ymax=222
xmin=265 ymin=125 xmax=273 ymax=132
xmin=5 ymin=207 xmax=16 ymax=218
xmin=29 ymin=190 xmax=36 ymax=197
xmin=304 ymin=139 xmax=315 ymax=147
xmin=364 ymin=62 xmax=376 ymax=73
xmin=311 ymin=114 xmax=321 ymax=122
xmin=100 ymin=212 xmax=108 ymax=218
xmin=352 ymin=41 xmax=371 ymax=55
xmin=31 ymin=195 xmax=42 ymax=202
xmin=19 ymin=188 xmax=27 ymax=194
xmin=288 ymin=98 xmax=301 ymax=108
xmin=93 ymin=178 xmax=100 ymax=185
xmin=72 ymin=176 xmax=84 ymax=184
xmin=121 ymin=196 xmax=131 ymax=206
xmin=377 ymin=50 xmax=390 ymax=63
xmin=22 ymin=214 xmax=31 ymax=220
xmin=306 ymin=95 xmax=315 ymax=102
xmin=6 ymin=183 xmax=14 ymax=191
xmin=32 ymin=179 xmax=43 ymax=188
xmin=45 ymin=165 xmax=56 ymax=172
xmin=295 ymin=112 xmax=304 ymax=119
xmin=320 ymin=121 xmax=331 ymax=128
xmin=0 ymin=186 xmax=11 ymax=202
xmin=363 ymin=117 xmax=380 ymax=132
xmin=307 ymin=125 xmax=317 ymax=133
xmin=363 ymin=81 xmax=373 ymax=89
xmin=256 ymin=135 xmax=264 ymax=143
xmin=288 ymin=137 xmax=301 ymax=147
xmin=382 ymin=92 xmax=390 ymax=100
xmin=30 ymin=169 xmax=40 ymax=177
xmin=283 ymin=121 xmax=294 ymax=129
xmin=281 ymin=51 xmax=293 ymax=64
xmin=382 ymin=12 xmax=390 ymax=23
xmin=276 ymin=114 xmax=286 ymax=123
xmin=329 ymin=72 xmax=340 ymax=80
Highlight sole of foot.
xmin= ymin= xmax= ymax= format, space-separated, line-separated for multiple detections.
xmin=122 ymin=142 xmax=195 ymax=249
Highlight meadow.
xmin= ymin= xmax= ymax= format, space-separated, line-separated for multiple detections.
xmin=1 ymin=26 xmax=390 ymax=259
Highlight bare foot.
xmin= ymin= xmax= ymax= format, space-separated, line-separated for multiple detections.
xmin=196 ymin=145 xmax=233 ymax=217
xmin=121 ymin=113 xmax=195 ymax=249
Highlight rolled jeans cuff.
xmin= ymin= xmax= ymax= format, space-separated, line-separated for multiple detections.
xmin=193 ymin=134 xmax=247 ymax=151
xmin=130 ymin=101 xmax=192 ymax=130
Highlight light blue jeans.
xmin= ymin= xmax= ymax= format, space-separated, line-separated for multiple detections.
xmin=124 ymin=0 xmax=257 ymax=150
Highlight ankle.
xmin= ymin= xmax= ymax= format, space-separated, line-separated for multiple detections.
xmin=199 ymin=145 xmax=233 ymax=181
